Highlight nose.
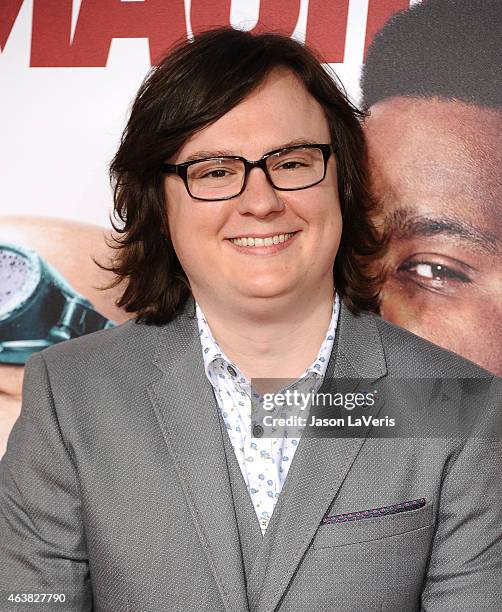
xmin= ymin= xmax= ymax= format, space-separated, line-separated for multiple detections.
xmin=234 ymin=167 xmax=285 ymax=217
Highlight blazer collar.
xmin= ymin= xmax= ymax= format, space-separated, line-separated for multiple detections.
xmin=332 ymin=300 xmax=387 ymax=380
xmin=147 ymin=297 xmax=249 ymax=612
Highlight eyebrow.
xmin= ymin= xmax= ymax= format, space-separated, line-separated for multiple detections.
xmin=182 ymin=139 xmax=321 ymax=163
xmin=385 ymin=207 xmax=501 ymax=255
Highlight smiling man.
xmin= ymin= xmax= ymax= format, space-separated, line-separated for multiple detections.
xmin=1 ymin=28 xmax=501 ymax=612
xmin=361 ymin=0 xmax=502 ymax=375
xmin=161 ymin=75 xmax=343 ymax=381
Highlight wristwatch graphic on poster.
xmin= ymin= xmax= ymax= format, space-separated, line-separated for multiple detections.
xmin=0 ymin=242 xmax=116 ymax=364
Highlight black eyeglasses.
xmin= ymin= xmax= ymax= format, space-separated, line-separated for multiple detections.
xmin=162 ymin=143 xmax=333 ymax=201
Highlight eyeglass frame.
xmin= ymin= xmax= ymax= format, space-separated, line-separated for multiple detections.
xmin=161 ymin=143 xmax=334 ymax=201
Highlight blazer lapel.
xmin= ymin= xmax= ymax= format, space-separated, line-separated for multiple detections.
xmin=250 ymin=304 xmax=388 ymax=612
xmin=146 ymin=301 xmax=249 ymax=612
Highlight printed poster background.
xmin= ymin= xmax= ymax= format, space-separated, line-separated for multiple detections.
xmin=1 ymin=0 xmax=501 ymax=457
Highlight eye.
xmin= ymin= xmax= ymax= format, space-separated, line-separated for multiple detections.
xmin=200 ymin=168 xmax=232 ymax=179
xmin=188 ymin=159 xmax=241 ymax=182
xmin=273 ymin=158 xmax=312 ymax=173
xmin=269 ymin=149 xmax=315 ymax=173
xmin=396 ymin=255 xmax=473 ymax=294
xmin=276 ymin=160 xmax=308 ymax=171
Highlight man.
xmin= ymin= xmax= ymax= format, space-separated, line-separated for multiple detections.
xmin=1 ymin=28 xmax=500 ymax=612
xmin=361 ymin=0 xmax=502 ymax=375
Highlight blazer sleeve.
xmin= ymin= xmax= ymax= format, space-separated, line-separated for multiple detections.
xmin=0 ymin=352 xmax=92 ymax=611
xmin=420 ymin=378 xmax=502 ymax=611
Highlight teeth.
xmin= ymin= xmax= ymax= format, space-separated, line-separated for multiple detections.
xmin=230 ymin=233 xmax=295 ymax=247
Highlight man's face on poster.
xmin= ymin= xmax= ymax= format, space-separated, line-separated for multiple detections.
xmin=365 ymin=97 xmax=502 ymax=375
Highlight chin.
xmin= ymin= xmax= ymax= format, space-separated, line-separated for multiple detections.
xmin=235 ymin=281 xmax=295 ymax=301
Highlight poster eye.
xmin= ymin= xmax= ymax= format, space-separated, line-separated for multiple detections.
xmin=396 ymin=256 xmax=472 ymax=292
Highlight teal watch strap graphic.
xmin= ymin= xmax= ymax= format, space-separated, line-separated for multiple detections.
xmin=0 ymin=242 xmax=116 ymax=364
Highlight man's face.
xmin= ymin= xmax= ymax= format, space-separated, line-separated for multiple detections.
xmin=365 ymin=97 xmax=502 ymax=375
xmin=164 ymin=69 xmax=342 ymax=311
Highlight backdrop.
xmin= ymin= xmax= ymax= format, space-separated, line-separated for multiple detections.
xmin=1 ymin=0 xmax=501 ymax=456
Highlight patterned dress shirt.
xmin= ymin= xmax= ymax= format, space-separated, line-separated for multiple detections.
xmin=196 ymin=295 xmax=340 ymax=533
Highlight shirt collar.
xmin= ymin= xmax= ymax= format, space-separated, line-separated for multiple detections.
xmin=196 ymin=304 xmax=238 ymax=383
xmin=196 ymin=293 xmax=340 ymax=386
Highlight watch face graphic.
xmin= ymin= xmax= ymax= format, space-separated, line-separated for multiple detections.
xmin=0 ymin=245 xmax=41 ymax=321
xmin=0 ymin=242 xmax=115 ymax=364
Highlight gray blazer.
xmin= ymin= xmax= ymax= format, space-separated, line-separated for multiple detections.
xmin=1 ymin=300 xmax=501 ymax=612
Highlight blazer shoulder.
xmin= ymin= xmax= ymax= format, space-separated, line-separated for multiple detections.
xmin=370 ymin=314 xmax=493 ymax=379
xmin=36 ymin=317 xmax=159 ymax=372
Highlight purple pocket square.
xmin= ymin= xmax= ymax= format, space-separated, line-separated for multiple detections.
xmin=322 ymin=498 xmax=426 ymax=524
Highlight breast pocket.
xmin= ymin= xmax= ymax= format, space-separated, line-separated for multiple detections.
xmin=312 ymin=502 xmax=434 ymax=549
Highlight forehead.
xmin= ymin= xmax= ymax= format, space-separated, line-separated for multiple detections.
xmin=365 ymin=98 xmax=502 ymax=245
xmin=174 ymin=69 xmax=331 ymax=160
xmin=364 ymin=97 xmax=502 ymax=227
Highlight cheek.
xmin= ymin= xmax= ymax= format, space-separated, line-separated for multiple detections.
xmin=319 ymin=194 xmax=343 ymax=250
xmin=307 ymin=195 xmax=343 ymax=270
xmin=380 ymin=278 xmax=499 ymax=340
xmin=164 ymin=184 xmax=230 ymax=269
xmin=379 ymin=282 xmax=423 ymax=327
xmin=301 ymin=186 xmax=342 ymax=232
xmin=165 ymin=183 xmax=210 ymax=239
xmin=381 ymin=289 xmax=502 ymax=374
xmin=164 ymin=186 xmax=199 ymax=268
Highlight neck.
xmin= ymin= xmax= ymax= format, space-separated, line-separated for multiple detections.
xmin=194 ymin=285 xmax=335 ymax=380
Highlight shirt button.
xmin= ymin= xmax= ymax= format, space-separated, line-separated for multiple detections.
xmin=227 ymin=365 xmax=237 ymax=377
xmin=252 ymin=425 xmax=264 ymax=438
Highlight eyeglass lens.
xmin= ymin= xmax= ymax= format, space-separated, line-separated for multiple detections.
xmin=187 ymin=147 xmax=326 ymax=200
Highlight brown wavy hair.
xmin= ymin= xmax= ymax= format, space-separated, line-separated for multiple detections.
xmin=101 ymin=27 xmax=383 ymax=324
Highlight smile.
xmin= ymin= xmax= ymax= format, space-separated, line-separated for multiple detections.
xmin=229 ymin=232 xmax=296 ymax=247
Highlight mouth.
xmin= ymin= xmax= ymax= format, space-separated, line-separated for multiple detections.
xmin=228 ymin=232 xmax=298 ymax=247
